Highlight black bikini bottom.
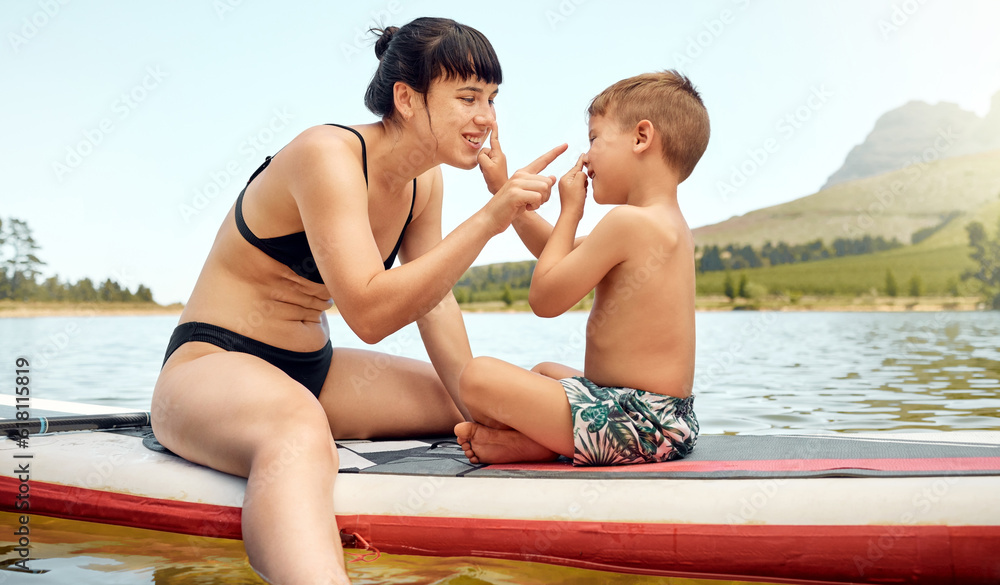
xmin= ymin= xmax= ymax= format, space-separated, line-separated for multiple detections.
xmin=162 ymin=321 xmax=333 ymax=398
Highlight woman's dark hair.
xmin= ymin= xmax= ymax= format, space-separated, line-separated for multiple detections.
xmin=365 ymin=17 xmax=502 ymax=120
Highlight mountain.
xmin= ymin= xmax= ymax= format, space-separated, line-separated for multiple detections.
xmin=692 ymin=148 xmax=1000 ymax=249
xmin=822 ymin=91 xmax=1000 ymax=190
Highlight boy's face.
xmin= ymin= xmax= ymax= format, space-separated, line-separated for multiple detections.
xmin=586 ymin=114 xmax=630 ymax=204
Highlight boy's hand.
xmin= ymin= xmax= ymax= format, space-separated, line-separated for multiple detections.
xmin=477 ymin=119 xmax=507 ymax=195
xmin=557 ymin=154 xmax=589 ymax=220
xmin=482 ymin=144 xmax=567 ymax=235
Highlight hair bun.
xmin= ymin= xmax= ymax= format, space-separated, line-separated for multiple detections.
xmin=373 ymin=26 xmax=399 ymax=61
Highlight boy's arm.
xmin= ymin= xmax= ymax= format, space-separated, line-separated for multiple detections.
xmin=529 ymin=156 xmax=629 ymax=317
xmin=478 ymin=120 xmax=581 ymax=259
xmin=512 ymin=211 xmax=586 ymax=259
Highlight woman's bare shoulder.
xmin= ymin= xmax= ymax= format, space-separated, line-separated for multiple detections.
xmin=282 ymin=124 xmax=362 ymax=163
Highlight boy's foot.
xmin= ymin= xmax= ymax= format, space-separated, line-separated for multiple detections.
xmin=454 ymin=422 xmax=561 ymax=464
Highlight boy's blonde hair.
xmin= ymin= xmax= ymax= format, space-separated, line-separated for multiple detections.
xmin=588 ymin=70 xmax=710 ymax=182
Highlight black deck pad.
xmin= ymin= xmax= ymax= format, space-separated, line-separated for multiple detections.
xmin=333 ymin=433 xmax=1000 ymax=480
xmin=5 ymin=409 xmax=994 ymax=480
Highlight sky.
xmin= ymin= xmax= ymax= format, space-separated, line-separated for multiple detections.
xmin=2 ymin=1 xmax=999 ymax=305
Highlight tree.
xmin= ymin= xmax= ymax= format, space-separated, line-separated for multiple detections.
xmin=699 ymin=245 xmax=724 ymax=272
xmin=71 ymin=278 xmax=99 ymax=302
xmin=134 ymin=284 xmax=154 ymax=303
xmin=501 ymin=283 xmax=513 ymax=307
xmin=723 ymin=272 xmax=736 ymax=301
xmin=737 ymin=272 xmax=750 ymax=299
xmin=885 ymin=269 xmax=898 ymax=297
xmin=0 ymin=218 xmax=46 ymax=300
xmin=766 ymin=241 xmax=795 ymax=266
xmin=39 ymin=276 xmax=66 ymax=302
xmin=99 ymin=279 xmax=125 ymax=302
xmin=0 ymin=216 xmax=158 ymax=304
xmin=963 ymin=220 xmax=1000 ymax=309
xmin=908 ymin=274 xmax=923 ymax=297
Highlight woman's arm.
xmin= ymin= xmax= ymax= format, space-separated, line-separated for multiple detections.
xmin=286 ymin=128 xmax=559 ymax=343
xmin=398 ymin=167 xmax=473 ymax=420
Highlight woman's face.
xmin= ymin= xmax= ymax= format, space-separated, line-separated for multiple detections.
xmin=421 ymin=76 xmax=499 ymax=170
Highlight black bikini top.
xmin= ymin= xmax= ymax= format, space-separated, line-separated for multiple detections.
xmin=234 ymin=123 xmax=416 ymax=284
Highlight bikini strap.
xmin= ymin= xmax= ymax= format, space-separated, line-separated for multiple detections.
xmin=245 ymin=124 xmax=369 ymax=189
xmin=384 ymin=179 xmax=418 ymax=268
xmin=245 ymin=155 xmax=273 ymax=186
xmin=325 ymin=123 xmax=368 ymax=186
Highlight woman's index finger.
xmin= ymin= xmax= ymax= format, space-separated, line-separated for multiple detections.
xmin=489 ymin=119 xmax=500 ymax=149
xmin=522 ymin=143 xmax=569 ymax=174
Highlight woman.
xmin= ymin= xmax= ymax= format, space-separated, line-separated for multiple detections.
xmin=152 ymin=17 xmax=563 ymax=584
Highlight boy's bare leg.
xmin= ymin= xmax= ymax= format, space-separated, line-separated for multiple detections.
xmin=455 ymin=356 xmax=576 ymax=463
xmin=531 ymin=361 xmax=584 ymax=380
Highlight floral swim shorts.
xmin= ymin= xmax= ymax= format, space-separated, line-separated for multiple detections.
xmin=559 ymin=376 xmax=699 ymax=467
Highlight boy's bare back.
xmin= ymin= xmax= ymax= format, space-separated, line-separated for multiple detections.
xmin=584 ymin=203 xmax=695 ymax=399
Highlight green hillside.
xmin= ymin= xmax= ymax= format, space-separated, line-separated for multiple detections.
xmin=455 ymin=197 xmax=1000 ymax=304
xmin=453 ymin=260 xmax=535 ymax=304
xmin=693 ymin=149 xmax=1000 ymax=249
xmin=696 ymin=196 xmax=1000 ymax=297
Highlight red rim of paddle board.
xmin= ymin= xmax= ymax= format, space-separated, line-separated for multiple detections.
xmin=2 ymin=477 xmax=998 ymax=584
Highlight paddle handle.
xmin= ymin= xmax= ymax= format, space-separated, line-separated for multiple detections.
xmin=2 ymin=412 xmax=151 ymax=437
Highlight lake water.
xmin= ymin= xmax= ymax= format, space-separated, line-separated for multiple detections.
xmin=3 ymin=310 xmax=999 ymax=433
xmin=2 ymin=310 xmax=999 ymax=584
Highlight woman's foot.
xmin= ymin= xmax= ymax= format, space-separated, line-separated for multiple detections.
xmin=454 ymin=422 xmax=560 ymax=464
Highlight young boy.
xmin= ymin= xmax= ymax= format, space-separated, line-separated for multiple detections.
xmin=455 ymin=70 xmax=709 ymax=466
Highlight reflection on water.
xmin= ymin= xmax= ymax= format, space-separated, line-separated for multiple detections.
xmin=0 ymin=513 xmax=775 ymax=585
xmin=692 ymin=311 xmax=1000 ymax=434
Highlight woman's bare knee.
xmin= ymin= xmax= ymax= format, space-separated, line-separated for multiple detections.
xmin=253 ymin=411 xmax=336 ymax=466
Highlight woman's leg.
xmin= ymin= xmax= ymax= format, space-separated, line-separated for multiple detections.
xmin=317 ymin=348 xmax=464 ymax=439
xmin=153 ymin=343 xmax=349 ymax=585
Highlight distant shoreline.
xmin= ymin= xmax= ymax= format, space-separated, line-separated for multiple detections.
xmin=461 ymin=296 xmax=986 ymax=313
xmin=0 ymin=296 xmax=986 ymax=319
xmin=0 ymin=301 xmax=185 ymax=319
xmin=694 ymin=295 xmax=984 ymax=312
